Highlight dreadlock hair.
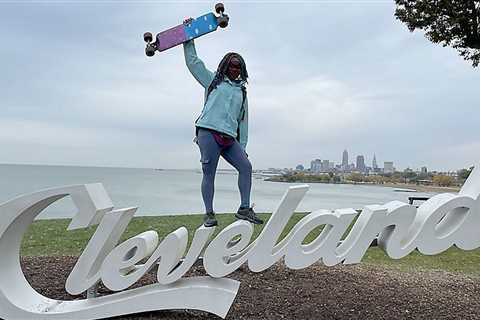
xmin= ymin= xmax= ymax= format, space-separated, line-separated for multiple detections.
xmin=206 ymin=52 xmax=248 ymax=100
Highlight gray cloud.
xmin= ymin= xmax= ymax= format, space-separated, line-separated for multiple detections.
xmin=0 ymin=1 xmax=479 ymax=171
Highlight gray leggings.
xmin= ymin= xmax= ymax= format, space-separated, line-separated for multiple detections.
xmin=196 ymin=128 xmax=252 ymax=213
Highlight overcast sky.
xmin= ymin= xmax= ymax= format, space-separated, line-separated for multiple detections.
xmin=1 ymin=0 xmax=479 ymax=171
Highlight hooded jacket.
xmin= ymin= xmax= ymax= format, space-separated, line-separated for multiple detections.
xmin=183 ymin=40 xmax=248 ymax=150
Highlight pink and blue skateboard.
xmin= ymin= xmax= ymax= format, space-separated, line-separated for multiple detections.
xmin=143 ymin=3 xmax=229 ymax=57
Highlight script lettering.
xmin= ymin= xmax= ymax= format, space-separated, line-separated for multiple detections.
xmin=1 ymin=164 xmax=479 ymax=319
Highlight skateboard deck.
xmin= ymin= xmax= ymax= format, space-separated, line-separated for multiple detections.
xmin=143 ymin=3 xmax=228 ymax=57
xmin=156 ymin=13 xmax=219 ymax=52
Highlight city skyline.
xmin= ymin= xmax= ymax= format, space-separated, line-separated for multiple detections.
xmin=300 ymin=148 xmax=466 ymax=174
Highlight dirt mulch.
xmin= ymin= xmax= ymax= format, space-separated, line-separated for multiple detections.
xmin=21 ymin=256 xmax=480 ymax=320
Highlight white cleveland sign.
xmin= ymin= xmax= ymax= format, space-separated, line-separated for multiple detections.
xmin=1 ymin=165 xmax=479 ymax=319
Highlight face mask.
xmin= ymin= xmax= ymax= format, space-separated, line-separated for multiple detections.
xmin=227 ymin=57 xmax=241 ymax=81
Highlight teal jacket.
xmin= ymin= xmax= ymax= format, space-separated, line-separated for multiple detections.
xmin=183 ymin=40 xmax=248 ymax=150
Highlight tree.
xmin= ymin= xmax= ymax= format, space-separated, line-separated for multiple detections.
xmin=401 ymin=169 xmax=418 ymax=183
xmin=395 ymin=0 xmax=480 ymax=67
xmin=458 ymin=166 xmax=474 ymax=180
xmin=347 ymin=173 xmax=365 ymax=183
xmin=432 ymin=175 xmax=455 ymax=187
xmin=320 ymin=174 xmax=331 ymax=183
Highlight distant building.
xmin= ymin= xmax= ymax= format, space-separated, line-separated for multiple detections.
xmin=342 ymin=149 xmax=349 ymax=170
xmin=310 ymin=158 xmax=335 ymax=173
xmin=421 ymin=166 xmax=428 ymax=174
xmin=372 ymin=154 xmax=378 ymax=170
xmin=321 ymin=160 xmax=329 ymax=172
xmin=328 ymin=161 xmax=335 ymax=170
xmin=356 ymin=155 xmax=366 ymax=172
xmin=446 ymin=171 xmax=458 ymax=178
xmin=296 ymin=164 xmax=304 ymax=171
xmin=310 ymin=159 xmax=322 ymax=173
xmin=384 ymin=161 xmax=394 ymax=174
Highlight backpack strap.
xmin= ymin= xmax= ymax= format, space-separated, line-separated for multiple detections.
xmin=236 ymin=85 xmax=247 ymax=142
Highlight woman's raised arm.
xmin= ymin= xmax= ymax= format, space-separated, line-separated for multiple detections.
xmin=183 ymin=40 xmax=215 ymax=88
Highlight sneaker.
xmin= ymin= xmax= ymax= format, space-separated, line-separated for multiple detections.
xmin=203 ymin=212 xmax=218 ymax=227
xmin=235 ymin=205 xmax=263 ymax=225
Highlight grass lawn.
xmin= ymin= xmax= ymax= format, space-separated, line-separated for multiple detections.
xmin=21 ymin=213 xmax=480 ymax=276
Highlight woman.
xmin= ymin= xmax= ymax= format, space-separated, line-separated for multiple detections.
xmin=183 ymin=36 xmax=263 ymax=227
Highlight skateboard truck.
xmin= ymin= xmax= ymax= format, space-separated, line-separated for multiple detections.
xmin=143 ymin=2 xmax=229 ymax=57
xmin=144 ymin=32 xmax=156 ymax=57
xmin=215 ymin=3 xmax=229 ymax=28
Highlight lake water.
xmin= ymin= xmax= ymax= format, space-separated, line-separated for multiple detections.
xmin=0 ymin=164 xmax=436 ymax=219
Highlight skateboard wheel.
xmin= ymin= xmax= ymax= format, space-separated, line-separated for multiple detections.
xmin=215 ymin=3 xmax=225 ymax=14
xmin=217 ymin=15 xmax=229 ymax=28
xmin=145 ymin=45 xmax=155 ymax=57
xmin=143 ymin=32 xmax=153 ymax=43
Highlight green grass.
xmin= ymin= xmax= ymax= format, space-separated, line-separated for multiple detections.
xmin=21 ymin=214 xmax=480 ymax=276
xmin=363 ymin=246 xmax=480 ymax=275
xmin=21 ymin=213 xmax=303 ymax=256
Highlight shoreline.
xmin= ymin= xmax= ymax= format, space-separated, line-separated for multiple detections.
xmin=380 ymin=182 xmax=460 ymax=193
xmin=265 ymin=178 xmax=460 ymax=193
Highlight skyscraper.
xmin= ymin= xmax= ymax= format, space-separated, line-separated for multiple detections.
xmin=310 ymin=159 xmax=322 ymax=173
xmin=372 ymin=154 xmax=378 ymax=170
xmin=322 ymin=160 xmax=329 ymax=172
xmin=356 ymin=155 xmax=366 ymax=172
xmin=342 ymin=149 xmax=348 ymax=170
xmin=384 ymin=161 xmax=394 ymax=174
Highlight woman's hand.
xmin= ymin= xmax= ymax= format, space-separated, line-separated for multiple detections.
xmin=183 ymin=17 xmax=194 ymax=25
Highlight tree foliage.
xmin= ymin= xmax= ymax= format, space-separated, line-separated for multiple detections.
xmin=276 ymin=172 xmax=332 ymax=183
xmin=458 ymin=166 xmax=474 ymax=180
xmin=395 ymin=0 xmax=480 ymax=67
xmin=432 ymin=174 xmax=455 ymax=187
xmin=346 ymin=173 xmax=364 ymax=183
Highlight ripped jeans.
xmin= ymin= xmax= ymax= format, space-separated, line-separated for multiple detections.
xmin=196 ymin=128 xmax=252 ymax=213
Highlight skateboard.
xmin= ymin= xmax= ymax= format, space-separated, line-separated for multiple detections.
xmin=143 ymin=3 xmax=229 ymax=57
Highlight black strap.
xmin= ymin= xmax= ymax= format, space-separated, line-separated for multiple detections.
xmin=236 ymin=86 xmax=247 ymax=142
xmin=239 ymin=86 xmax=247 ymax=120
